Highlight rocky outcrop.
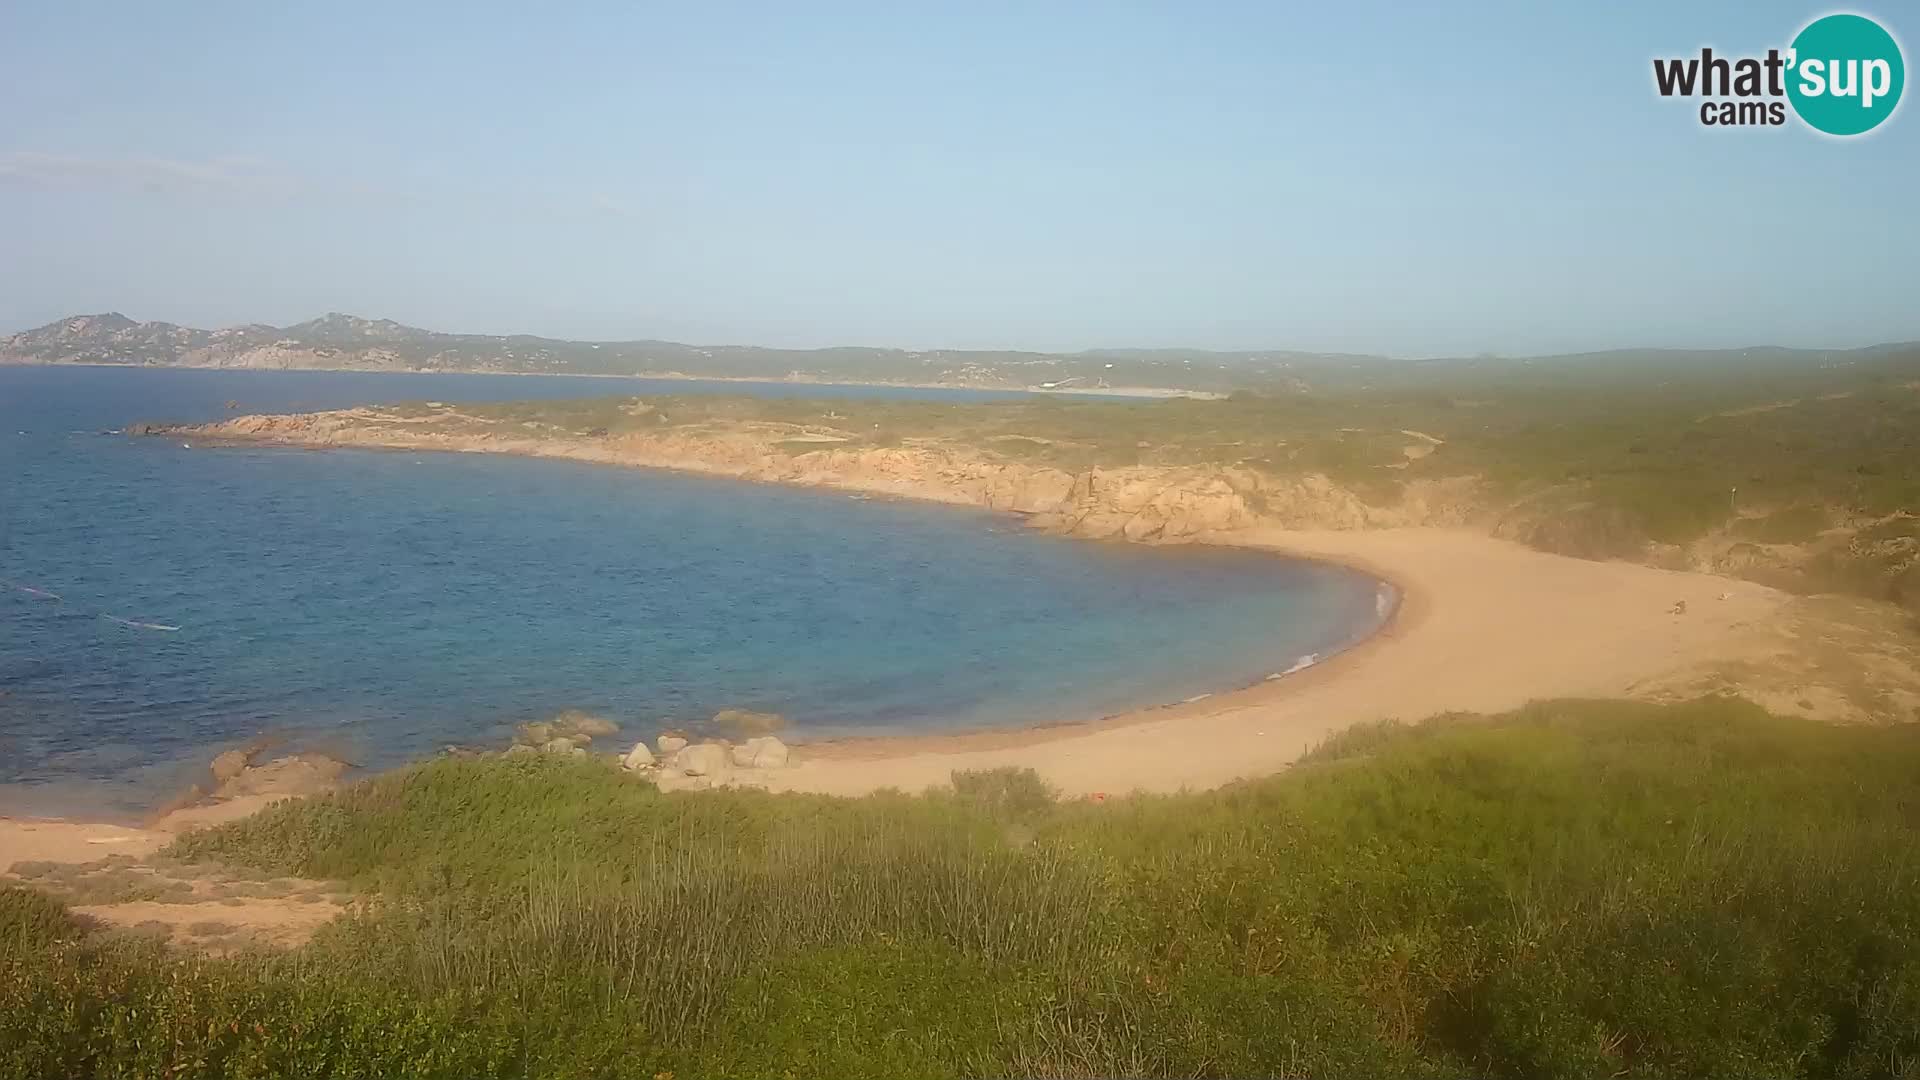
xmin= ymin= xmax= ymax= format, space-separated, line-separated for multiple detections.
xmin=548 ymin=710 xmax=619 ymax=740
xmin=215 ymin=753 xmax=349 ymax=798
xmin=209 ymin=750 xmax=251 ymax=784
xmin=151 ymin=748 xmax=353 ymax=828
xmin=610 ymin=728 xmax=798 ymax=792
xmin=513 ymin=710 xmax=619 ymax=751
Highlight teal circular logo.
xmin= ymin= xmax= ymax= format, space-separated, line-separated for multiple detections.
xmin=1787 ymin=13 xmax=1905 ymax=135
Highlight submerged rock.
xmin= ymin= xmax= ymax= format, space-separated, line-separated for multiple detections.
xmin=549 ymin=709 xmax=619 ymax=741
xmin=213 ymin=753 xmax=348 ymax=800
xmin=209 ymin=749 xmax=251 ymax=784
xmin=711 ymin=708 xmax=785 ymax=739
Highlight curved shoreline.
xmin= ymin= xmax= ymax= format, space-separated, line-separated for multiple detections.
xmin=763 ymin=526 xmax=1783 ymax=796
xmin=796 ymin=574 xmax=1415 ymax=764
xmin=120 ymin=413 xmax=1797 ymax=799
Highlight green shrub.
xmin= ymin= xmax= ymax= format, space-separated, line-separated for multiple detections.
xmin=948 ymin=766 xmax=1057 ymax=820
xmin=26 ymin=698 xmax=1916 ymax=1077
xmin=0 ymin=886 xmax=88 ymax=952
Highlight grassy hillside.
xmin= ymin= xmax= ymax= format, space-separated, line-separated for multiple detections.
xmin=8 ymin=697 xmax=1919 ymax=1078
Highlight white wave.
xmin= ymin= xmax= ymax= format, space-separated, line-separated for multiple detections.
xmin=1375 ymin=584 xmax=1397 ymax=619
xmin=101 ymin=615 xmax=181 ymax=632
xmin=1266 ymin=653 xmax=1321 ymax=680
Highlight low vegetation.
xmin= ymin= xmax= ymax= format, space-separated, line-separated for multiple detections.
xmin=7 ymin=697 xmax=1920 ymax=1078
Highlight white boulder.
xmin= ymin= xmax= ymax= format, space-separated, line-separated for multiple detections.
xmin=671 ymin=742 xmax=731 ymax=777
xmin=740 ymin=736 xmax=790 ymax=769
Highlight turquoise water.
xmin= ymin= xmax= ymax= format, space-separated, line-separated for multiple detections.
xmin=0 ymin=366 xmax=1389 ymax=819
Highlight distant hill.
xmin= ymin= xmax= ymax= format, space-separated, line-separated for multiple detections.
xmin=0 ymin=311 xmax=1360 ymax=391
xmin=3 ymin=311 xmax=1913 ymax=393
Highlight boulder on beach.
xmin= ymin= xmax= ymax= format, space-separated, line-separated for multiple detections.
xmin=730 ymin=736 xmax=791 ymax=769
xmin=657 ymin=734 xmax=689 ymax=756
xmin=541 ymin=737 xmax=586 ymax=757
xmin=502 ymin=743 xmax=537 ymax=758
xmin=621 ymin=742 xmax=656 ymax=770
xmin=671 ymin=743 xmax=731 ymax=777
xmin=652 ymin=770 xmax=710 ymax=793
xmin=711 ymin=708 xmax=786 ymax=739
xmin=515 ymin=721 xmax=554 ymax=746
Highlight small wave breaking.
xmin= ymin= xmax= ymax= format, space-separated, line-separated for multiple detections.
xmin=1267 ymin=653 xmax=1322 ymax=680
xmin=101 ymin=615 xmax=182 ymax=633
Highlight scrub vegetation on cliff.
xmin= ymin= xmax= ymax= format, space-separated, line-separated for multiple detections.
xmin=7 ymin=697 xmax=1920 ymax=1079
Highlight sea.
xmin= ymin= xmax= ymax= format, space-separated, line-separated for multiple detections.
xmin=0 ymin=365 xmax=1391 ymax=820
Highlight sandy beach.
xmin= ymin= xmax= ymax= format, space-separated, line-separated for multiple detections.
xmin=760 ymin=526 xmax=1790 ymax=796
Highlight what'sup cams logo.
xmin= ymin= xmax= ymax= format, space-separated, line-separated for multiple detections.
xmin=1654 ymin=12 xmax=1904 ymax=135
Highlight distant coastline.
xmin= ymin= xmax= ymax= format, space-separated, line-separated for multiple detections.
xmin=2 ymin=358 xmax=1223 ymax=399
xmin=0 ymin=310 xmax=1291 ymax=396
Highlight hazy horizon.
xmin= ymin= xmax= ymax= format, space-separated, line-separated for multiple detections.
xmin=9 ymin=306 xmax=1920 ymax=363
xmin=3 ymin=2 xmax=1914 ymax=356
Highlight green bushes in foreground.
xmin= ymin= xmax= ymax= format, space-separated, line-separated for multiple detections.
xmin=8 ymin=697 xmax=1920 ymax=1079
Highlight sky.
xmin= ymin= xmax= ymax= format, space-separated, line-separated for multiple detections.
xmin=1 ymin=1 xmax=1914 ymax=357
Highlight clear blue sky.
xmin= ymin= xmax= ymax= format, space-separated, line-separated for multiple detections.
xmin=1 ymin=1 xmax=1912 ymax=356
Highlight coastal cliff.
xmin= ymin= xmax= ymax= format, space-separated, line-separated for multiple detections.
xmin=148 ymin=405 xmax=1482 ymax=544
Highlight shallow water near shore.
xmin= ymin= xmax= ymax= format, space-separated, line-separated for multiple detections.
xmin=1 ymin=367 xmax=1390 ymax=820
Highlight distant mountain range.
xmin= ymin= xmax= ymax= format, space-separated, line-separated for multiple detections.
xmin=0 ymin=312 xmax=1372 ymax=392
xmin=4 ymin=312 xmax=1915 ymax=393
